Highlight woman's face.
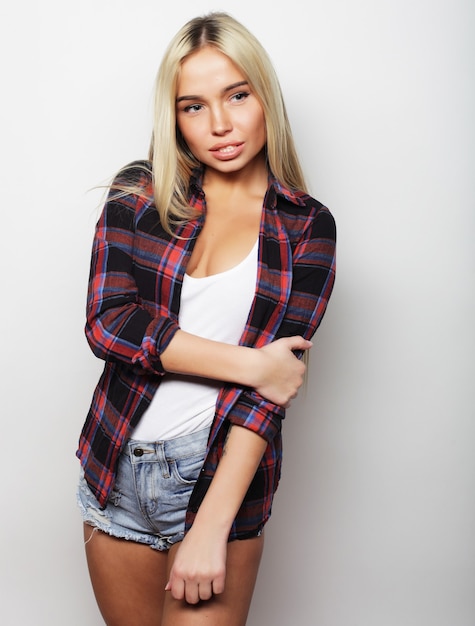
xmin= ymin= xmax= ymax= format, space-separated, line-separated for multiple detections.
xmin=176 ymin=46 xmax=266 ymax=177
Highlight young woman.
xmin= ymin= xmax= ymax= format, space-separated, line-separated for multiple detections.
xmin=77 ymin=12 xmax=336 ymax=626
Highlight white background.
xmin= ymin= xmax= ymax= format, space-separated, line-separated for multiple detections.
xmin=1 ymin=1 xmax=474 ymax=624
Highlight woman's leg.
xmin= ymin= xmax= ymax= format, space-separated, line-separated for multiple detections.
xmin=84 ymin=524 xmax=169 ymax=626
xmin=161 ymin=533 xmax=264 ymax=626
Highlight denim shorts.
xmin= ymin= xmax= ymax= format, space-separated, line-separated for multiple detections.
xmin=77 ymin=426 xmax=210 ymax=551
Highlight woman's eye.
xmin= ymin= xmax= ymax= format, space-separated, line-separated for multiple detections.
xmin=183 ymin=104 xmax=203 ymax=113
xmin=231 ymin=91 xmax=250 ymax=103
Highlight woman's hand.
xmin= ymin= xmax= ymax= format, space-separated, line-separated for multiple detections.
xmin=165 ymin=524 xmax=228 ymax=604
xmin=253 ymin=336 xmax=312 ymax=407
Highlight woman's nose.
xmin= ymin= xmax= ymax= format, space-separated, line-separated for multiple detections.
xmin=210 ymin=106 xmax=232 ymax=135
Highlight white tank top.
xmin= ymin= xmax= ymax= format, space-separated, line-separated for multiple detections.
xmin=131 ymin=239 xmax=258 ymax=441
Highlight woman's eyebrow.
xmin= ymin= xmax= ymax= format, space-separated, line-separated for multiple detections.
xmin=223 ymin=80 xmax=249 ymax=93
xmin=176 ymin=81 xmax=249 ymax=103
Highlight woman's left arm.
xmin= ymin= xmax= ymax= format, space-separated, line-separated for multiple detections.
xmin=276 ymin=206 xmax=336 ymax=342
xmin=229 ymin=205 xmax=337 ymax=438
xmin=166 ymin=425 xmax=266 ymax=604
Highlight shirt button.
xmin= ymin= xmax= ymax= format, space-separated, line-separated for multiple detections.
xmin=133 ymin=448 xmax=144 ymax=457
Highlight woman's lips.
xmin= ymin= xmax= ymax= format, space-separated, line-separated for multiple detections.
xmin=209 ymin=142 xmax=244 ymax=161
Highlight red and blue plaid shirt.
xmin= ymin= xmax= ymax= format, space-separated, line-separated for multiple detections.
xmin=77 ymin=162 xmax=336 ymax=540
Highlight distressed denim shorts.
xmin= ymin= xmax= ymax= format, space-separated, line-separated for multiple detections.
xmin=77 ymin=426 xmax=210 ymax=551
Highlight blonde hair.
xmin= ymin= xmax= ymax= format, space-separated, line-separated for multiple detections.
xmin=116 ymin=12 xmax=307 ymax=234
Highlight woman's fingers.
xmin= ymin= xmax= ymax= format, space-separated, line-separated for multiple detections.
xmin=166 ymin=576 xmax=222 ymax=603
xmin=284 ymin=335 xmax=313 ymax=352
xmin=184 ymin=581 xmax=200 ymax=605
xmin=254 ymin=336 xmax=313 ymax=406
xmin=196 ymin=582 xmax=213 ymax=602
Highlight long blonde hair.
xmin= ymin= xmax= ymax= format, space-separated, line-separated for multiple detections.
xmin=116 ymin=13 xmax=307 ymax=234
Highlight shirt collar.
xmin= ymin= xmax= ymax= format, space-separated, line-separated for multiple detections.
xmin=266 ymin=173 xmax=306 ymax=207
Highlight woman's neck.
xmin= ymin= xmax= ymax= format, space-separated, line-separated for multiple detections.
xmin=202 ymin=151 xmax=268 ymax=199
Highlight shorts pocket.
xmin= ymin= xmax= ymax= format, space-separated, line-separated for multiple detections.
xmin=169 ymin=450 xmax=206 ymax=485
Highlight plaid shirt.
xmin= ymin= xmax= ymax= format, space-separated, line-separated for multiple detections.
xmin=77 ymin=162 xmax=336 ymax=540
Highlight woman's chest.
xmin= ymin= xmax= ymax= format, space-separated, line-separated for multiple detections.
xmin=131 ymin=207 xmax=293 ymax=321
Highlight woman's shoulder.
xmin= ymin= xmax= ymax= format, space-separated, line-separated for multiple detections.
xmin=112 ymin=160 xmax=153 ymax=187
xmin=272 ymin=182 xmax=335 ymax=243
xmin=108 ymin=160 xmax=154 ymax=209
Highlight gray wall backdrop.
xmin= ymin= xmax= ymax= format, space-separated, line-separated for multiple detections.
xmin=1 ymin=0 xmax=474 ymax=624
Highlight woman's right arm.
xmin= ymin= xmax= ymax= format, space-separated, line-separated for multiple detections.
xmin=85 ymin=190 xmax=180 ymax=375
xmin=86 ymin=188 xmax=310 ymax=406
xmin=160 ymin=329 xmax=311 ymax=407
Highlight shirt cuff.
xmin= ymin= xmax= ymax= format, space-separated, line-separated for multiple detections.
xmin=132 ymin=317 xmax=180 ymax=374
xmin=227 ymin=390 xmax=285 ymax=443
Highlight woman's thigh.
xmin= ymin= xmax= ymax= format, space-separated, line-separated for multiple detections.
xmin=161 ymin=533 xmax=265 ymax=626
xmin=84 ymin=524 xmax=169 ymax=626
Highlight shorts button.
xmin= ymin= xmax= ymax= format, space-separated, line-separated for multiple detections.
xmin=133 ymin=448 xmax=144 ymax=457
